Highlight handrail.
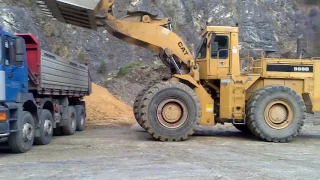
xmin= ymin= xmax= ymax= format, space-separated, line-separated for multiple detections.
xmin=240 ymin=49 xmax=265 ymax=74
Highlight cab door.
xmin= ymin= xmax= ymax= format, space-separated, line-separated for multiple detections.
xmin=3 ymin=35 xmax=28 ymax=102
xmin=208 ymin=34 xmax=231 ymax=78
xmin=195 ymin=37 xmax=209 ymax=79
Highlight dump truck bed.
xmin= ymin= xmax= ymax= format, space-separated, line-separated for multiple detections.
xmin=17 ymin=33 xmax=91 ymax=97
xmin=39 ymin=50 xmax=90 ymax=96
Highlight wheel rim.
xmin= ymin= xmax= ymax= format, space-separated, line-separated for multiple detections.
xmin=264 ymin=100 xmax=293 ymax=129
xmin=44 ymin=119 xmax=53 ymax=136
xmin=22 ymin=123 xmax=34 ymax=142
xmin=157 ymin=99 xmax=188 ymax=129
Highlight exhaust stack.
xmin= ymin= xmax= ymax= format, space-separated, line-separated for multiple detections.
xmin=297 ymin=35 xmax=303 ymax=59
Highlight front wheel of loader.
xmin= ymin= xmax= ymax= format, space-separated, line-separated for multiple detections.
xmin=133 ymin=84 xmax=156 ymax=131
xmin=140 ymin=81 xmax=201 ymax=141
xmin=247 ymin=85 xmax=306 ymax=143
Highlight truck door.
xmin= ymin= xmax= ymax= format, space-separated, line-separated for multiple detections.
xmin=3 ymin=36 xmax=28 ymax=102
xmin=208 ymin=34 xmax=231 ymax=78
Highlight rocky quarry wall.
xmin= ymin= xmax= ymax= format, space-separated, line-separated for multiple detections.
xmin=0 ymin=0 xmax=319 ymax=105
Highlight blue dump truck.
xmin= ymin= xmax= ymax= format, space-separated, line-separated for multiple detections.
xmin=0 ymin=27 xmax=91 ymax=153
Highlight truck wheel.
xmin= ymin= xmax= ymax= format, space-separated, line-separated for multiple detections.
xmin=247 ymin=85 xmax=306 ymax=142
xmin=75 ymin=105 xmax=86 ymax=131
xmin=133 ymin=84 xmax=155 ymax=130
xmin=34 ymin=110 xmax=54 ymax=145
xmin=233 ymin=124 xmax=251 ymax=134
xmin=8 ymin=111 xmax=35 ymax=153
xmin=141 ymin=81 xmax=201 ymax=141
xmin=62 ymin=106 xmax=77 ymax=135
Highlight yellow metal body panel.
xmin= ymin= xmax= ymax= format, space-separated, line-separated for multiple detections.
xmin=246 ymin=79 xmax=304 ymax=100
xmin=201 ymin=26 xmax=239 ymax=37
xmin=314 ymin=61 xmax=320 ymax=111
xmin=172 ymin=75 xmax=215 ymax=125
xmin=219 ymin=75 xmax=260 ymax=120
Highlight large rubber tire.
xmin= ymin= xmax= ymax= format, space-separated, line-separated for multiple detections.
xmin=75 ymin=105 xmax=86 ymax=131
xmin=62 ymin=106 xmax=77 ymax=135
xmin=233 ymin=124 xmax=251 ymax=134
xmin=133 ymin=84 xmax=156 ymax=130
xmin=141 ymin=81 xmax=201 ymax=141
xmin=8 ymin=111 xmax=35 ymax=153
xmin=34 ymin=110 xmax=54 ymax=145
xmin=247 ymin=85 xmax=306 ymax=143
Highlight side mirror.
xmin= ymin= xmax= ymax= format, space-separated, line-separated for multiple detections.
xmin=15 ymin=37 xmax=25 ymax=62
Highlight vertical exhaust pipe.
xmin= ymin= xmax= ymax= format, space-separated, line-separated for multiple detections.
xmin=297 ymin=35 xmax=303 ymax=59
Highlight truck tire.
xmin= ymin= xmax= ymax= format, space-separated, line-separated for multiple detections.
xmin=133 ymin=84 xmax=155 ymax=130
xmin=34 ymin=110 xmax=54 ymax=145
xmin=75 ymin=105 xmax=86 ymax=131
xmin=233 ymin=124 xmax=251 ymax=134
xmin=8 ymin=111 xmax=35 ymax=153
xmin=247 ymin=85 xmax=306 ymax=143
xmin=140 ymin=81 xmax=201 ymax=141
xmin=62 ymin=106 xmax=77 ymax=135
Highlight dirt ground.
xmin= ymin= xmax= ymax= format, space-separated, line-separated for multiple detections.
xmin=84 ymin=83 xmax=135 ymax=128
xmin=0 ymin=115 xmax=320 ymax=180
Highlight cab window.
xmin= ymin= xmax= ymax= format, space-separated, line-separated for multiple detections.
xmin=211 ymin=36 xmax=229 ymax=59
xmin=4 ymin=38 xmax=10 ymax=66
xmin=197 ymin=38 xmax=207 ymax=59
xmin=4 ymin=37 xmax=19 ymax=66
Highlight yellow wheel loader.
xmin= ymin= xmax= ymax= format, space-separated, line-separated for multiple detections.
xmin=38 ymin=0 xmax=320 ymax=142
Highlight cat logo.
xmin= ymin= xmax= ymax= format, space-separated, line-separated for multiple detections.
xmin=178 ymin=42 xmax=189 ymax=55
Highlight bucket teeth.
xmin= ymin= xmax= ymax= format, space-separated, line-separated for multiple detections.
xmin=37 ymin=0 xmax=102 ymax=30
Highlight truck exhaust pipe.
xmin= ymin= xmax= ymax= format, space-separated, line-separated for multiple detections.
xmin=297 ymin=35 xmax=303 ymax=59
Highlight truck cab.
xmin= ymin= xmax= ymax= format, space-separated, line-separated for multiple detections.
xmin=0 ymin=27 xmax=28 ymax=137
xmin=0 ymin=27 xmax=28 ymax=103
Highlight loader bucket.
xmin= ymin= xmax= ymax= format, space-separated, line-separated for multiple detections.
xmin=36 ymin=0 xmax=104 ymax=30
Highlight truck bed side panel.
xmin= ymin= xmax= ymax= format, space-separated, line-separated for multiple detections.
xmin=40 ymin=51 xmax=89 ymax=96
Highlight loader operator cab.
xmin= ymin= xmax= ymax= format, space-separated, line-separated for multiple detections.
xmin=196 ymin=26 xmax=241 ymax=79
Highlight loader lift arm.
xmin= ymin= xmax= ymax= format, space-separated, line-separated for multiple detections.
xmin=37 ymin=0 xmax=198 ymax=78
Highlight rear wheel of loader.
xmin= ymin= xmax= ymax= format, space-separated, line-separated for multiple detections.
xmin=140 ymin=81 xmax=201 ymax=141
xmin=247 ymin=85 xmax=306 ymax=142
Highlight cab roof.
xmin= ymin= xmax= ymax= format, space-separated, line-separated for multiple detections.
xmin=201 ymin=26 xmax=239 ymax=37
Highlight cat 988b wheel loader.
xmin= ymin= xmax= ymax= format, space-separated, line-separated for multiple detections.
xmin=37 ymin=0 xmax=320 ymax=142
